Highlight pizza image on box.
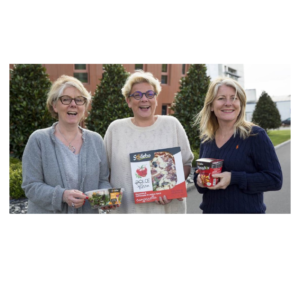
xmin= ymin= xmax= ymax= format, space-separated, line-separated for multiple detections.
xmin=130 ymin=147 xmax=187 ymax=203
xmin=151 ymin=151 xmax=177 ymax=191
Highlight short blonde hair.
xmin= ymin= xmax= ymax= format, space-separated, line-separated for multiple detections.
xmin=46 ymin=75 xmax=92 ymax=119
xmin=121 ymin=70 xmax=162 ymax=99
xmin=194 ymin=77 xmax=255 ymax=142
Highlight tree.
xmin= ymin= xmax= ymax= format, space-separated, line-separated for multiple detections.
xmin=10 ymin=64 xmax=53 ymax=159
xmin=252 ymin=91 xmax=281 ymax=131
xmin=86 ymin=64 xmax=132 ymax=136
xmin=171 ymin=64 xmax=210 ymax=150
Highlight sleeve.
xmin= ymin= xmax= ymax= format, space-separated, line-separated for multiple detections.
xmin=230 ymin=129 xmax=283 ymax=194
xmin=193 ymin=140 xmax=208 ymax=194
xmin=21 ymin=132 xmax=65 ymax=212
xmin=97 ymin=134 xmax=112 ymax=190
xmin=174 ymin=118 xmax=194 ymax=166
xmin=103 ymin=124 xmax=112 ymax=170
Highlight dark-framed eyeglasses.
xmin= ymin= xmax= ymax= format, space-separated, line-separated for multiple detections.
xmin=129 ymin=90 xmax=157 ymax=100
xmin=58 ymin=95 xmax=87 ymax=105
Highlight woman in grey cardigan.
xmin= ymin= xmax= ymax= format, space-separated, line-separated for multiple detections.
xmin=22 ymin=75 xmax=112 ymax=213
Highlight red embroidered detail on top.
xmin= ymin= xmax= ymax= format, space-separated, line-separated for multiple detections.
xmin=236 ymin=145 xmax=239 ymax=149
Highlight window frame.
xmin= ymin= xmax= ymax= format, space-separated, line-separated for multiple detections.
xmin=73 ymin=64 xmax=89 ymax=84
xmin=161 ymin=64 xmax=169 ymax=85
xmin=135 ymin=64 xmax=144 ymax=70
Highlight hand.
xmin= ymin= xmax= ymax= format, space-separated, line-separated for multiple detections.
xmin=63 ymin=189 xmax=87 ymax=209
xmin=207 ymin=172 xmax=231 ymax=190
xmin=196 ymin=174 xmax=206 ymax=188
xmin=154 ymin=196 xmax=183 ymax=205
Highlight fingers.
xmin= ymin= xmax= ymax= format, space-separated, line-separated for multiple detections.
xmin=155 ymin=196 xmax=172 ymax=205
xmin=64 ymin=190 xmax=87 ymax=208
xmin=196 ymin=174 xmax=205 ymax=188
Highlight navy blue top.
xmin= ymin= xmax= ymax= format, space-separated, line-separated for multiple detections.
xmin=193 ymin=126 xmax=283 ymax=213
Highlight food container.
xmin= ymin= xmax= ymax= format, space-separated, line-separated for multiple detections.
xmin=85 ymin=188 xmax=124 ymax=209
xmin=129 ymin=147 xmax=187 ymax=204
xmin=196 ymin=158 xmax=224 ymax=187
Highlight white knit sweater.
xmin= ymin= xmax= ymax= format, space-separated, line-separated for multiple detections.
xmin=103 ymin=116 xmax=194 ymax=214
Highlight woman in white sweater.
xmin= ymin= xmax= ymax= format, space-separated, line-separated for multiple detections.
xmin=104 ymin=71 xmax=193 ymax=214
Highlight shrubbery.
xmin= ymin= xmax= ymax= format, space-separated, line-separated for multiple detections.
xmin=9 ymin=158 xmax=25 ymax=199
xmin=252 ymin=91 xmax=282 ymax=131
xmin=10 ymin=64 xmax=53 ymax=159
xmin=191 ymin=148 xmax=200 ymax=167
xmin=86 ymin=64 xmax=132 ymax=137
xmin=171 ymin=64 xmax=210 ymax=151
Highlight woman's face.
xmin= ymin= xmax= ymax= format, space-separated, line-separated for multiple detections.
xmin=126 ymin=82 xmax=157 ymax=121
xmin=53 ymin=86 xmax=86 ymax=125
xmin=211 ymin=84 xmax=241 ymax=125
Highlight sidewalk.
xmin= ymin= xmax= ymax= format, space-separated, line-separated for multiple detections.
xmin=186 ymin=167 xmax=196 ymax=192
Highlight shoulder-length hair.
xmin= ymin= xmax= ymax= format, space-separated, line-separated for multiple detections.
xmin=194 ymin=77 xmax=255 ymax=142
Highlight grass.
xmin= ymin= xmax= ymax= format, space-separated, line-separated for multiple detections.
xmin=267 ymin=129 xmax=291 ymax=146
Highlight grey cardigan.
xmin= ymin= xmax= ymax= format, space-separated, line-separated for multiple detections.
xmin=22 ymin=123 xmax=112 ymax=213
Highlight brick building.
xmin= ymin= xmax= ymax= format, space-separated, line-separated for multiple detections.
xmin=10 ymin=64 xmax=191 ymax=115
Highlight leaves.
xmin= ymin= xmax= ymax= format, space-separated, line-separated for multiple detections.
xmin=10 ymin=64 xmax=53 ymax=159
xmin=252 ymin=91 xmax=282 ymax=132
xmin=170 ymin=64 xmax=210 ymax=150
xmin=85 ymin=64 xmax=132 ymax=136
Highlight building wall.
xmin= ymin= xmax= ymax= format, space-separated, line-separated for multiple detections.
xmin=206 ymin=64 xmax=245 ymax=87
xmin=245 ymin=100 xmax=291 ymax=122
xmin=9 ymin=64 xmax=190 ymax=116
xmin=275 ymin=101 xmax=291 ymax=121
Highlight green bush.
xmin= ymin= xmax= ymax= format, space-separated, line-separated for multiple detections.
xmin=86 ymin=64 xmax=132 ymax=137
xmin=10 ymin=165 xmax=25 ymax=199
xmin=10 ymin=157 xmax=21 ymax=165
xmin=171 ymin=64 xmax=210 ymax=150
xmin=191 ymin=148 xmax=200 ymax=167
xmin=10 ymin=64 xmax=53 ymax=159
xmin=252 ymin=91 xmax=282 ymax=131
xmin=10 ymin=157 xmax=25 ymax=199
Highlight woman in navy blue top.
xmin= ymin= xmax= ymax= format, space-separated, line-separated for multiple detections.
xmin=193 ymin=77 xmax=282 ymax=213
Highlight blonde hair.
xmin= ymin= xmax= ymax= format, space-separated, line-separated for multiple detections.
xmin=46 ymin=75 xmax=91 ymax=119
xmin=121 ymin=70 xmax=162 ymax=99
xmin=194 ymin=77 xmax=255 ymax=142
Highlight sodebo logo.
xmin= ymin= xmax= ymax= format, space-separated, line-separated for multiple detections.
xmin=133 ymin=153 xmax=151 ymax=161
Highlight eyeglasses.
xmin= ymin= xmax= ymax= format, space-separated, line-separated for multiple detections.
xmin=58 ymin=95 xmax=87 ymax=105
xmin=129 ymin=90 xmax=157 ymax=100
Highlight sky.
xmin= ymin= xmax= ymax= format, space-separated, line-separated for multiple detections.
xmin=244 ymin=64 xmax=291 ymax=98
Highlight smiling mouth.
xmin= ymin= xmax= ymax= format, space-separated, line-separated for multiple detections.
xmin=221 ymin=110 xmax=234 ymax=113
xmin=67 ymin=112 xmax=78 ymax=115
xmin=139 ymin=106 xmax=150 ymax=110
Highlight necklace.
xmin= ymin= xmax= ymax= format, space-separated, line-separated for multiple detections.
xmin=57 ymin=124 xmax=79 ymax=153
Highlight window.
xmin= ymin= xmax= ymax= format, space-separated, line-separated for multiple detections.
xmin=161 ymin=64 xmax=169 ymax=84
xmin=74 ymin=64 xmax=89 ymax=83
xmin=224 ymin=66 xmax=240 ymax=81
xmin=182 ymin=64 xmax=186 ymax=75
xmin=135 ymin=64 xmax=143 ymax=70
xmin=162 ymin=105 xmax=167 ymax=115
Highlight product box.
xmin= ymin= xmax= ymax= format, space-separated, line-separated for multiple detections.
xmin=196 ymin=158 xmax=224 ymax=187
xmin=85 ymin=188 xmax=124 ymax=209
xmin=129 ymin=147 xmax=187 ymax=204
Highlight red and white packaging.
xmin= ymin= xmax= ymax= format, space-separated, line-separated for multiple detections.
xmin=196 ymin=158 xmax=224 ymax=187
xmin=129 ymin=147 xmax=187 ymax=204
